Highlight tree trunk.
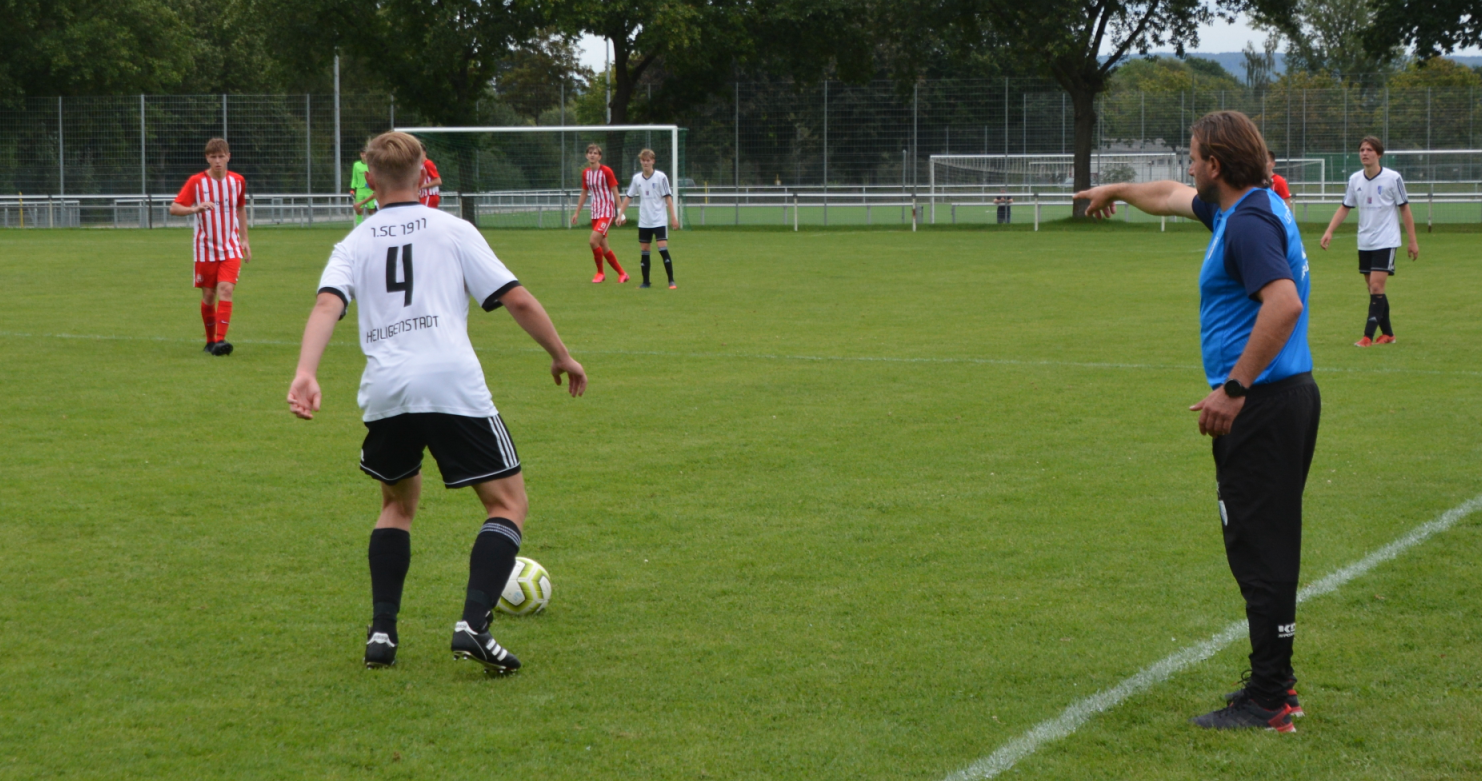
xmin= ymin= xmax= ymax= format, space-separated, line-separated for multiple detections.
xmin=1070 ymin=86 xmax=1098 ymax=218
xmin=607 ymin=37 xmax=634 ymax=168
xmin=458 ymin=145 xmax=478 ymax=224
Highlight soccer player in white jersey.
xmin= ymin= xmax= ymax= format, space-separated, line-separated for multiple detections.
xmin=570 ymin=143 xmax=629 ymax=283
xmin=287 ymin=131 xmax=587 ymax=674
xmin=1319 ymin=136 xmax=1420 ymax=346
xmin=618 ymin=148 xmax=680 ymax=289
xmin=169 ymin=138 xmax=251 ymax=356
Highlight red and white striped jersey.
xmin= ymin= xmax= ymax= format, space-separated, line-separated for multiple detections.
xmin=582 ymin=165 xmax=619 ymax=220
xmin=175 ymin=171 xmax=247 ymax=262
xmin=419 ymin=159 xmax=441 ymax=205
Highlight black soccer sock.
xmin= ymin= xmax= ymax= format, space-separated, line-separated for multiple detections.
xmin=1377 ymin=294 xmax=1393 ymax=336
xmin=462 ymin=517 xmax=522 ymax=631
xmin=659 ymin=248 xmax=674 ymax=282
xmin=1365 ymin=294 xmax=1382 ymax=339
xmin=368 ymin=528 xmax=411 ymax=635
xmin=640 ymin=251 xmax=651 ymax=284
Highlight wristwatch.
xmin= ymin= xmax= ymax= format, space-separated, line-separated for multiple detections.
xmin=1222 ymin=378 xmax=1248 ymax=398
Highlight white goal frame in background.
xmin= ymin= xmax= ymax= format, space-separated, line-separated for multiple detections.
xmin=397 ymin=125 xmax=683 ymax=228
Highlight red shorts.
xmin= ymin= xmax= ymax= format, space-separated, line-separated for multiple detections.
xmin=590 ymin=218 xmax=612 ymax=236
xmin=195 ymin=257 xmax=242 ymax=288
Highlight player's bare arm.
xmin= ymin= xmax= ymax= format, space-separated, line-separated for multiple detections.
xmin=236 ymin=205 xmax=252 ymax=262
xmin=287 ymin=292 xmax=344 ymax=419
xmin=498 ymin=286 xmax=587 ymax=398
xmin=1399 ymin=203 xmax=1420 ymax=260
xmin=571 ymin=189 xmax=589 ymax=225
xmin=1190 ymin=278 xmax=1303 ymax=437
xmin=1074 ymin=180 xmax=1197 ymax=220
xmin=612 ymin=187 xmax=625 ymax=225
xmin=666 ymin=195 xmax=679 ymax=229
xmin=170 ymin=200 xmax=216 ymax=217
xmin=1319 ymin=205 xmax=1351 ymax=250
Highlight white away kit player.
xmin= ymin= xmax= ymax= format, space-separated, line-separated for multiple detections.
xmin=1319 ymin=135 xmax=1419 ymax=346
xmin=288 ymin=131 xmax=586 ymax=674
xmin=618 ymin=148 xmax=680 ymax=288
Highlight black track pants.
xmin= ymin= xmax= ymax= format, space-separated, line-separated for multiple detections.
xmin=1211 ymin=372 xmax=1321 ymax=705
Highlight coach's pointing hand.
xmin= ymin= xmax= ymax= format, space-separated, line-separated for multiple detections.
xmin=1073 ymin=187 xmax=1118 ymax=219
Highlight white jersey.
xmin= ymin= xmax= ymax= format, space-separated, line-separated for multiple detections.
xmin=1343 ymin=166 xmax=1409 ymax=251
xmin=317 ymin=203 xmax=520 ymax=422
xmin=626 ymin=170 xmax=673 ymax=228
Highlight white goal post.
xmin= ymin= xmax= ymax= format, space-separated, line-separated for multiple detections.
xmin=397 ymin=125 xmax=684 ymax=228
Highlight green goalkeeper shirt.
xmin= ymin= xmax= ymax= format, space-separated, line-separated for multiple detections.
xmin=350 ymin=161 xmax=376 ymax=206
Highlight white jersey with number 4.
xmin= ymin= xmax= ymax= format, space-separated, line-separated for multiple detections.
xmin=317 ymin=203 xmax=521 ymax=422
xmin=626 ymin=170 xmax=673 ymax=228
xmin=1343 ymin=167 xmax=1409 ymax=251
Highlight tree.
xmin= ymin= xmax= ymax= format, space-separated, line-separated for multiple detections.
xmin=1242 ymin=33 xmax=1281 ymax=88
xmin=1110 ymin=56 xmax=1242 ymax=91
xmin=0 ymin=0 xmax=197 ymax=99
xmin=1387 ymin=56 xmax=1482 ymax=88
xmin=1365 ymin=0 xmax=1482 ymax=59
xmin=1262 ymin=0 xmax=1402 ymax=83
xmin=960 ymin=0 xmax=1293 ymax=216
xmin=495 ymin=31 xmax=593 ymax=122
xmin=554 ymin=0 xmax=705 ymax=130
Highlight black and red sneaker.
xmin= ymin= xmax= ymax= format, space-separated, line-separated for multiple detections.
xmin=1194 ymin=691 xmax=1296 ymax=732
xmin=1226 ymin=685 xmax=1302 ymax=717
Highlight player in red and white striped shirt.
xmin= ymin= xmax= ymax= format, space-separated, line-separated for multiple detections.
xmin=418 ymin=156 xmax=442 ymax=208
xmin=569 ymin=143 xmax=628 ymax=283
xmin=170 ymin=138 xmax=251 ymax=356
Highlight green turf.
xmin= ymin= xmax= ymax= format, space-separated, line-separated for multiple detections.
xmin=1 ymin=223 xmax=1479 ymax=780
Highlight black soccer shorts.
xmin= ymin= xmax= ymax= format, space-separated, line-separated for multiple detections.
xmin=359 ymin=413 xmax=521 ymax=488
xmin=1358 ymin=247 xmax=1397 ymax=275
xmin=637 ymin=225 xmax=668 ymax=243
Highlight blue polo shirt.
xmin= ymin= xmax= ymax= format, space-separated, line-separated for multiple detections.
xmin=1192 ymin=188 xmax=1312 ymax=389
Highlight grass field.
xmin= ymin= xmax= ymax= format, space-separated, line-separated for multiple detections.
xmin=2 ymin=220 xmax=1480 ymax=780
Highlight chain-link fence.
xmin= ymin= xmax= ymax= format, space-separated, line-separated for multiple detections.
xmin=3 ymin=79 xmax=1481 ymax=228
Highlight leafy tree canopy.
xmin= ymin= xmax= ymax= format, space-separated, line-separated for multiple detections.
xmin=1365 ymin=0 xmax=1482 ymax=58
xmin=0 ymin=0 xmax=197 ymax=98
xmin=1387 ymin=56 xmax=1482 ymax=88
xmin=1110 ymin=56 xmax=1243 ymax=91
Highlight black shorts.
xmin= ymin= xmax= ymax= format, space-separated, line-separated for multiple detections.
xmin=360 ymin=413 xmax=521 ymax=488
xmin=1358 ymin=248 xmax=1397 ymax=275
xmin=637 ymin=225 xmax=668 ymax=243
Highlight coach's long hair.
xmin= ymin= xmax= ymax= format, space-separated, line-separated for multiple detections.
xmin=1191 ymin=111 xmax=1271 ymax=190
xmin=366 ymin=132 xmax=425 ymax=190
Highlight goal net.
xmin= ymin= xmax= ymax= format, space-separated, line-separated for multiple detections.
xmin=398 ymin=125 xmax=685 ymax=228
xmin=929 ymin=152 xmax=1183 ymax=191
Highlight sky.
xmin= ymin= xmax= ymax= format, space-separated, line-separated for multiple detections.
xmin=574 ymin=15 xmax=1481 ymax=74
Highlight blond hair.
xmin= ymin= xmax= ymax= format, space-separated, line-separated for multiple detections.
xmin=365 ymin=131 xmax=425 ymax=190
xmin=638 ymin=148 xmax=656 ymax=161
xmin=204 ymin=138 xmax=230 ymax=156
xmin=586 ymin=143 xmax=603 ymax=156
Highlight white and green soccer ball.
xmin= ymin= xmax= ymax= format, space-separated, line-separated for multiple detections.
xmin=496 ymin=556 xmax=552 ymax=616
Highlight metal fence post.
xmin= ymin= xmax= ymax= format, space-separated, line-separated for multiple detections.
xmin=140 ymin=94 xmax=147 ymax=204
xmin=222 ymin=94 xmax=228 ymax=141
xmin=306 ymin=94 xmax=312 ymax=193
xmin=58 ymin=97 xmax=64 ymax=198
xmin=734 ymin=81 xmax=740 ymax=224
xmin=334 ymin=54 xmax=342 ymax=200
xmin=823 ymin=79 xmax=829 ymax=227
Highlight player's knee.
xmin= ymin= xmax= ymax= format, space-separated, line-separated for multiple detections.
xmin=217 ymin=283 xmax=235 ymax=301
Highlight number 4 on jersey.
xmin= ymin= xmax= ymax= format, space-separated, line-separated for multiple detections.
xmin=386 ymin=244 xmax=413 ymax=305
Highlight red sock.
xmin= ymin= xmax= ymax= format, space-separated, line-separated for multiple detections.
xmin=216 ymin=300 xmax=233 ymax=341
xmin=201 ymin=302 xmax=217 ymax=343
xmin=592 ymin=247 xmax=605 ymax=272
xmin=604 ymin=250 xmax=625 ymax=275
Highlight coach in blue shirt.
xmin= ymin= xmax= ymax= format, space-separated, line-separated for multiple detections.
xmin=1076 ymin=111 xmax=1320 ymax=734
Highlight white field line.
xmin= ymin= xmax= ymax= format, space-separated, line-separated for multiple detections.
xmin=943 ymin=493 xmax=1482 ymax=781
xmin=0 ymin=330 xmax=1478 ymax=378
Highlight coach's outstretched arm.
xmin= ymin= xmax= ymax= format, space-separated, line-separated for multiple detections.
xmin=1074 ymin=181 xmax=1199 ymax=220
xmin=499 ymin=287 xmax=588 ymax=398
xmin=287 ymin=292 xmax=344 ymax=420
